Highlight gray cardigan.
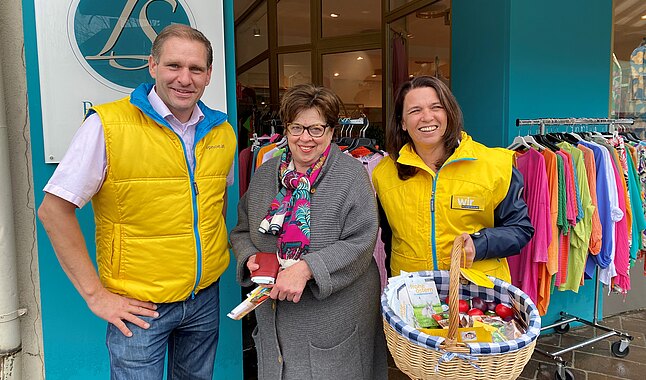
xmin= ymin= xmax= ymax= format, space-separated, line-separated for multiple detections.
xmin=230 ymin=145 xmax=387 ymax=380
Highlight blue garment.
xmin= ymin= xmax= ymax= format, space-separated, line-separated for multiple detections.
xmin=578 ymin=141 xmax=615 ymax=277
xmin=106 ymin=281 xmax=220 ymax=380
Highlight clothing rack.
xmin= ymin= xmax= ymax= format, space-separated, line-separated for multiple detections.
xmin=515 ymin=117 xmax=635 ymax=380
xmin=515 ymin=117 xmax=634 ymax=134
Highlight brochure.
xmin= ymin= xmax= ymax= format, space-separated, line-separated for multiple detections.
xmin=227 ymin=286 xmax=272 ymax=320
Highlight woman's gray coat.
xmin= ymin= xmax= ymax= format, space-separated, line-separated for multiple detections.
xmin=230 ymin=145 xmax=387 ymax=380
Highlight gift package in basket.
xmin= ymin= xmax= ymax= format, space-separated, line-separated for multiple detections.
xmin=382 ymin=236 xmax=542 ymax=380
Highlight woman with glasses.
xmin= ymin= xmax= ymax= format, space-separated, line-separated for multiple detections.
xmin=230 ymin=83 xmax=387 ymax=379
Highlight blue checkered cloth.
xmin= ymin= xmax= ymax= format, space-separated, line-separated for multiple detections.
xmin=381 ymin=271 xmax=541 ymax=355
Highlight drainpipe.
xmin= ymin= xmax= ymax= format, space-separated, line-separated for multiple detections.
xmin=0 ymin=54 xmax=25 ymax=379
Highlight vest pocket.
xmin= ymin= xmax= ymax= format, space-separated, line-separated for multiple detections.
xmin=110 ymin=224 xmax=122 ymax=278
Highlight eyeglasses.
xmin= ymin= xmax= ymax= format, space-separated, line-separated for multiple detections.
xmin=286 ymin=123 xmax=329 ymax=137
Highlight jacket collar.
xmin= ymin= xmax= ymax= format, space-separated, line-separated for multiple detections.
xmin=129 ymin=83 xmax=228 ymax=143
xmin=396 ymin=132 xmax=477 ymax=174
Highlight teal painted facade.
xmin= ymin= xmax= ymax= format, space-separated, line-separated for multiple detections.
xmin=23 ymin=0 xmax=242 ymax=378
xmin=452 ymin=0 xmax=613 ymax=327
xmin=22 ymin=0 xmax=617 ymax=377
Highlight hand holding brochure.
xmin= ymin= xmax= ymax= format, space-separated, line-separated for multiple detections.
xmin=227 ymin=286 xmax=272 ymax=320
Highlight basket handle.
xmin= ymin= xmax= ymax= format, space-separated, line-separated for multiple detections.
xmin=442 ymin=234 xmax=469 ymax=351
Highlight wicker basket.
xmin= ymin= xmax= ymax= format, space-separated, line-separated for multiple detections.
xmin=382 ymin=235 xmax=541 ymax=380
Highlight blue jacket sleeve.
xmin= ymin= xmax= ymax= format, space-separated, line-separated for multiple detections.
xmin=471 ymin=167 xmax=534 ymax=260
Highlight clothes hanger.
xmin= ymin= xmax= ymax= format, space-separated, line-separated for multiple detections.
xmin=507 ymin=135 xmax=531 ymax=151
xmin=522 ymin=134 xmax=546 ymax=151
xmin=533 ymin=134 xmax=560 ymax=151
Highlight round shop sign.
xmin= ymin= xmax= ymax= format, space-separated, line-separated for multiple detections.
xmin=67 ymin=0 xmax=195 ymax=93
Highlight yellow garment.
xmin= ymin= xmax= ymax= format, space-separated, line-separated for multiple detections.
xmin=91 ymin=98 xmax=236 ymax=303
xmin=373 ymin=132 xmax=513 ymax=282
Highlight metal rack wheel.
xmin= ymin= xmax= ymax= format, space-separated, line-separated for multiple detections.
xmin=554 ymin=368 xmax=575 ymax=380
xmin=611 ymin=340 xmax=630 ymax=358
xmin=553 ymin=320 xmax=570 ymax=334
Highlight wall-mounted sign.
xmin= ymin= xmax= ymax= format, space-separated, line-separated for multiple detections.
xmin=34 ymin=0 xmax=227 ymax=163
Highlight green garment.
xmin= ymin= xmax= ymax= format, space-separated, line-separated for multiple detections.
xmin=626 ymin=150 xmax=646 ymax=263
xmin=556 ymin=154 xmax=569 ymax=235
xmin=557 ymin=143 xmax=593 ymax=292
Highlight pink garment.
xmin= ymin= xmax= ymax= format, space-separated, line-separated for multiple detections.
xmin=509 ymin=148 xmax=551 ymax=305
xmin=608 ymin=152 xmax=631 ymax=292
xmin=354 ymin=151 xmax=388 ymax=289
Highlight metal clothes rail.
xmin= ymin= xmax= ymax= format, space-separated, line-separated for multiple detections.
xmin=515 ymin=117 xmax=634 ymax=134
xmin=515 ymin=117 xmax=635 ymax=380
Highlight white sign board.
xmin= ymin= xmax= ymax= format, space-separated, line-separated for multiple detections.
xmin=34 ymin=0 xmax=227 ymax=162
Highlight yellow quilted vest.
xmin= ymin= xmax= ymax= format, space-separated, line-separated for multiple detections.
xmin=90 ymin=96 xmax=236 ymax=303
xmin=373 ymin=132 xmax=514 ymax=282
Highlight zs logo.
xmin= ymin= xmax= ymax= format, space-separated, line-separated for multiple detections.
xmin=68 ymin=0 xmax=194 ymax=92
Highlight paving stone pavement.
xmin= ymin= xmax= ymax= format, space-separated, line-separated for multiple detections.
xmin=388 ymin=308 xmax=646 ymax=380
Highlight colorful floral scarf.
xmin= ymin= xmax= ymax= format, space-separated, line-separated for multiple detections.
xmin=259 ymin=145 xmax=331 ymax=262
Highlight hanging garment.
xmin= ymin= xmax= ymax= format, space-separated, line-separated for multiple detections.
xmin=577 ymin=144 xmax=602 ymax=255
xmin=511 ymin=148 xmax=551 ymax=305
xmin=557 ymin=143 xmax=593 ymax=293
xmin=578 ymin=140 xmax=623 ymax=278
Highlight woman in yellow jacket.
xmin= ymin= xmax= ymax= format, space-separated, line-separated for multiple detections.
xmin=373 ymin=76 xmax=533 ymax=282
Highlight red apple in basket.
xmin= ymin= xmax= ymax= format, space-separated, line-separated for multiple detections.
xmin=467 ymin=308 xmax=484 ymax=316
xmin=495 ymin=303 xmax=515 ymax=320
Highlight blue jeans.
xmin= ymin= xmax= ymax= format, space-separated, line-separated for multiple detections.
xmin=106 ymin=281 xmax=220 ymax=380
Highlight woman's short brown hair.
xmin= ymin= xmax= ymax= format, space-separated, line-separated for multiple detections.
xmin=387 ymin=76 xmax=464 ymax=180
xmin=279 ymin=84 xmax=342 ymax=131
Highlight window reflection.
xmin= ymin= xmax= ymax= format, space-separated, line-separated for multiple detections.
xmin=236 ymin=1 xmax=268 ymax=66
xmin=611 ymin=0 xmax=646 ymax=131
xmin=237 ymin=60 xmax=270 ymax=150
xmin=277 ymin=0 xmax=310 ymax=46
xmin=279 ymin=52 xmax=311 ymax=90
xmin=322 ymin=0 xmax=380 ymax=38
xmin=322 ymin=50 xmax=383 ymax=144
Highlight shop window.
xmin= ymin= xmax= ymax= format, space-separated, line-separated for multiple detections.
xmin=321 ymin=0 xmax=380 ymax=38
xmin=404 ymin=7 xmax=450 ymax=85
xmin=277 ymin=0 xmax=311 ymax=46
xmin=234 ymin=0 xmax=257 ymax=20
xmin=278 ymin=52 xmax=312 ymax=91
xmin=322 ymin=49 xmax=383 ymax=144
xmin=611 ymin=0 xmax=646 ymax=133
xmin=237 ymin=59 xmax=270 ymax=150
xmin=236 ymin=1 xmax=268 ymax=67
xmin=390 ymin=0 xmax=449 ymax=13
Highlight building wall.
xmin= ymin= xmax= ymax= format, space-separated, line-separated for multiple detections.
xmin=0 ymin=0 xmax=45 ymax=379
xmin=453 ymin=0 xmax=646 ymax=326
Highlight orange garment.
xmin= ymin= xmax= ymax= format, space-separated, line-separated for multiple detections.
xmin=255 ymin=143 xmax=276 ymax=169
xmin=577 ymin=144 xmax=602 ymax=255
xmin=556 ymin=232 xmax=570 ymax=286
xmin=536 ymin=262 xmax=550 ymax=316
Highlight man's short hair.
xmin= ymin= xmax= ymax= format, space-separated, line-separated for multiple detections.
xmin=151 ymin=24 xmax=213 ymax=68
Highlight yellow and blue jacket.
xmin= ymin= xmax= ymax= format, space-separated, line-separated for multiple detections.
xmin=89 ymin=83 xmax=236 ymax=303
xmin=373 ymin=132 xmax=533 ymax=282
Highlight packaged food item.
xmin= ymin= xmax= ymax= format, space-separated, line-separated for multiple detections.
xmin=406 ymin=276 xmax=443 ymax=328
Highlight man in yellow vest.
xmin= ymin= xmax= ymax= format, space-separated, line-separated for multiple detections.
xmin=37 ymin=24 xmax=236 ymax=379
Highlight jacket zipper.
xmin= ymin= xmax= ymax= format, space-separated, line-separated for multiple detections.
xmin=161 ymin=124 xmax=203 ymax=300
xmin=429 ymin=157 xmax=475 ymax=271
